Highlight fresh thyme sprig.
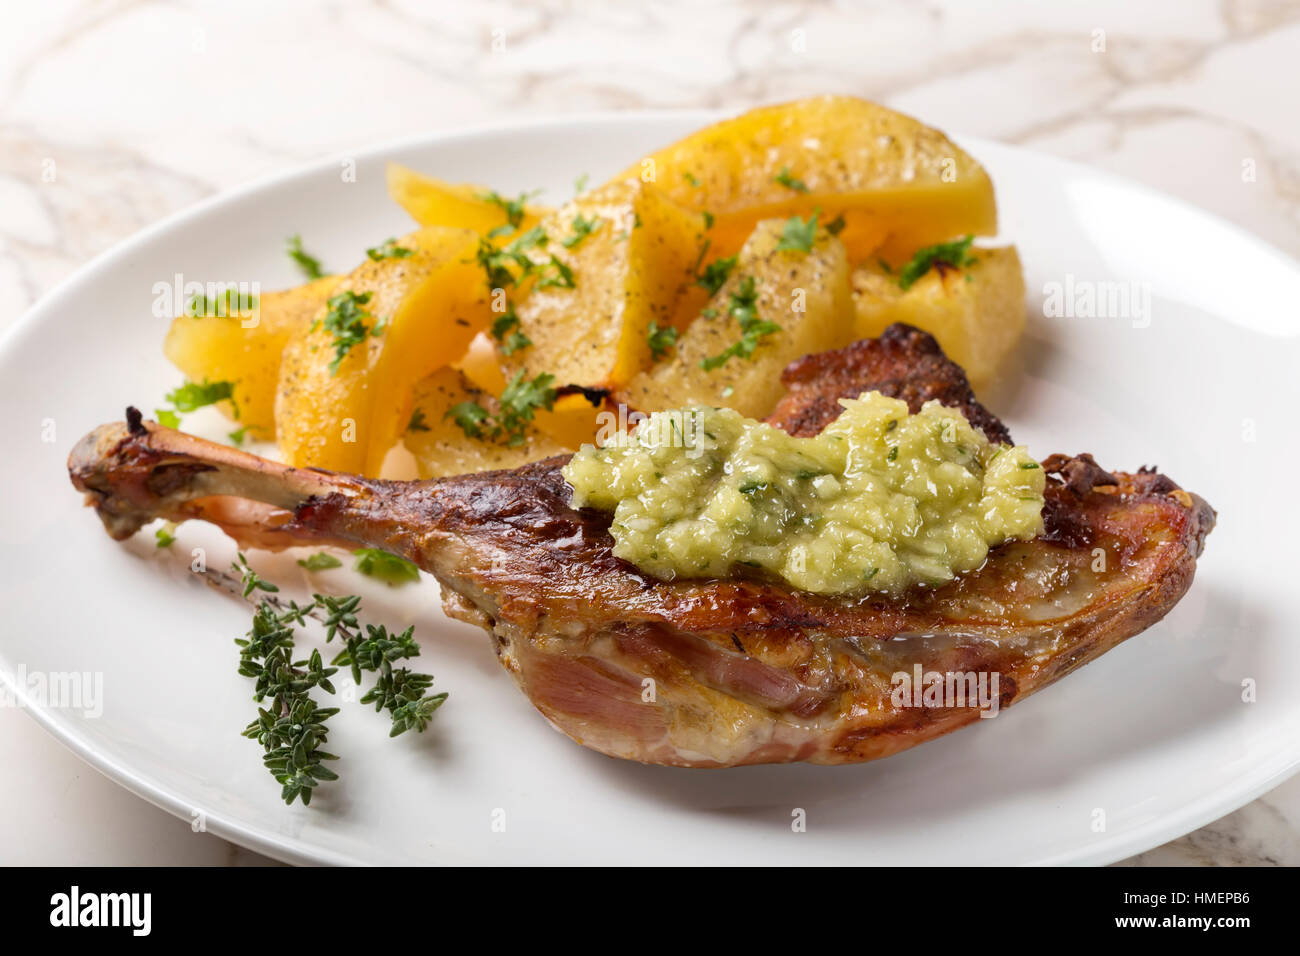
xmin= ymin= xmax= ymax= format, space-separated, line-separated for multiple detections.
xmin=228 ymin=554 xmax=447 ymax=805
xmin=235 ymin=584 xmax=340 ymax=807
xmin=331 ymin=622 xmax=448 ymax=736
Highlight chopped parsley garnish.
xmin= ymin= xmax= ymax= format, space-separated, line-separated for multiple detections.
xmin=472 ymin=226 xmax=553 ymax=360
xmin=365 ymin=237 xmax=414 ymax=261
xmin=286 ymin=234 xmax=325 ymax=279
xmin=315 ymin=290 xmax=374 ymax=374
xmin=507 ymin=225 xmax=548 ymax=255
xmin=446 ymin=400 xmax=492 ymax=440
xmin=535 ymin=255 xmax=576 ymax=290
xmin=445 ymin=371 xmax=557 ymax=448
xmin=474 ymin=238 xmax=519 ymax=291
xmin=406 ymin=408 xmax=430 ymax=433
xmin=228 ymin=425 xmax=250 ymax=446
xmin=475 ymin=227 xmax=549 ymax=291
xmin=702 ymin=210 xmax=715 ymax=230
xmin=647 ymin=321 xmax=678 ymax=361
xmin=825 ymin=213 xmax=847 ymax=236
xmin=774 ymin=166 xmax=808 ymax=192
xmin=683 ymin=171 xmax=701 ymax=187
xmin=498 ymin=370 xmax=558 ymax=441
xmin=297 ymin=552 xmax=342 ymax=571
xmin=574 ymin=173 xmax=589 ymax=195
xmin=896 ymin=235 xmax=976 ymax=290
xmin=154 ymin=408 xmax=181 ymax=429
xmin=478 ymin=189 xmax=538 ymax=231
xmin=775 ymin=211 xmax=819 ymax=253
xmin=562 ymin=213 xmax=602 ymax=249
xmin=352 ymin=548 xmax=421 ymax=586
xmin=155 ymin=522 xmax=177 ymax=548
xmin=165 ymin=379 xmax=237 ymax=415
xmin=489 ymin=303 xmax=532 ymax=356
xmin=700 ymin=276 xmax=780 ymax=371
xmin=184 ymin=288 xmax=258 ymax=317
xmin=696 ymin=252 xmax=738 ymax=296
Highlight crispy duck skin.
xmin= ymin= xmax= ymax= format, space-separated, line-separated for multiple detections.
xmin=768 ymin=323 xmax=1013 ymax=444
xmin=68 ymin=325 xmax=1214 ymax=767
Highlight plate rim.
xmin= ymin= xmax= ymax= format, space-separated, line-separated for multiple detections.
xmin=6 ymin=107 xmax=1298 ymax=866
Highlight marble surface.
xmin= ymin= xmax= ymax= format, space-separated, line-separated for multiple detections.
xmin=2 ymin=0 xmax=1298 ymax=866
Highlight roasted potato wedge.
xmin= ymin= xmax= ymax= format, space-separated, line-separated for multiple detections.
xmin=613 ymin=96 xmax=997 ymax=262
xmin=852 ymin=245 xmax=1025 ymax=387
xmin=404 ymin=367 xmax=567 ymax=478
xmin=503 ymin=180 xmax=706 ymax=391
xmin=456 ymin=330 xmax=508 ymax=394
xmin=163 ymin=275 xmax=342 ymax=439
xmin=276 ymin=227 xmax=492 ymax=473
xmin=534 ymin=393 xmax=608 ymax=448
xmin=617 ymin=217 xmax=855 ymax=418
xmin=387 ymin=163 xmax=550 ymax=233
xmin=168 ymin=98 xmax=1018 ymax=480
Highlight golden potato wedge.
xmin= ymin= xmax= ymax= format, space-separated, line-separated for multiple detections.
xmin=276 ymin=227 xmax=492 ymax=473
xmin=387 ymin=163 xmax=550 ymax=234
xmin=163 ymin=275 xmax=342 ymax=439
xmin=404 ymin=367 xmax=567 ymax=478
xmin=852 ymin=244 xmax=1025 ymax=387
xmin=617 ymin=217 xmax=856 ymax=418
xmin=613 ymin=96 xmax=997 ymax=262
xmin=503 ymin=180 xmax=707 ymax=391
xmin=455 ymin=331 xmax=507 ymax=394
xmin=533 ymin=392 xmax=608 ymax=448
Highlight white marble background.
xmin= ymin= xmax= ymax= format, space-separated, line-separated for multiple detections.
xmin=2 ymin=0 xmax=1298 ymax=865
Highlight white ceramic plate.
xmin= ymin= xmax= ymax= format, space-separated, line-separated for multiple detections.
xmin=2 ymin=112 xmax=1297 ymax=866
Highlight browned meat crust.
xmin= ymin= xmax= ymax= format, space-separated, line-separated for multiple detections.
xmin=68 ymin=325 xmax=1215 ymax=768
xmin=767 ymin=323 xmax=1012 ymax=444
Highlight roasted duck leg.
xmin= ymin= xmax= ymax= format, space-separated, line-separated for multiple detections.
xmin=69 ymin=325 xmax=1214 ymax=767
